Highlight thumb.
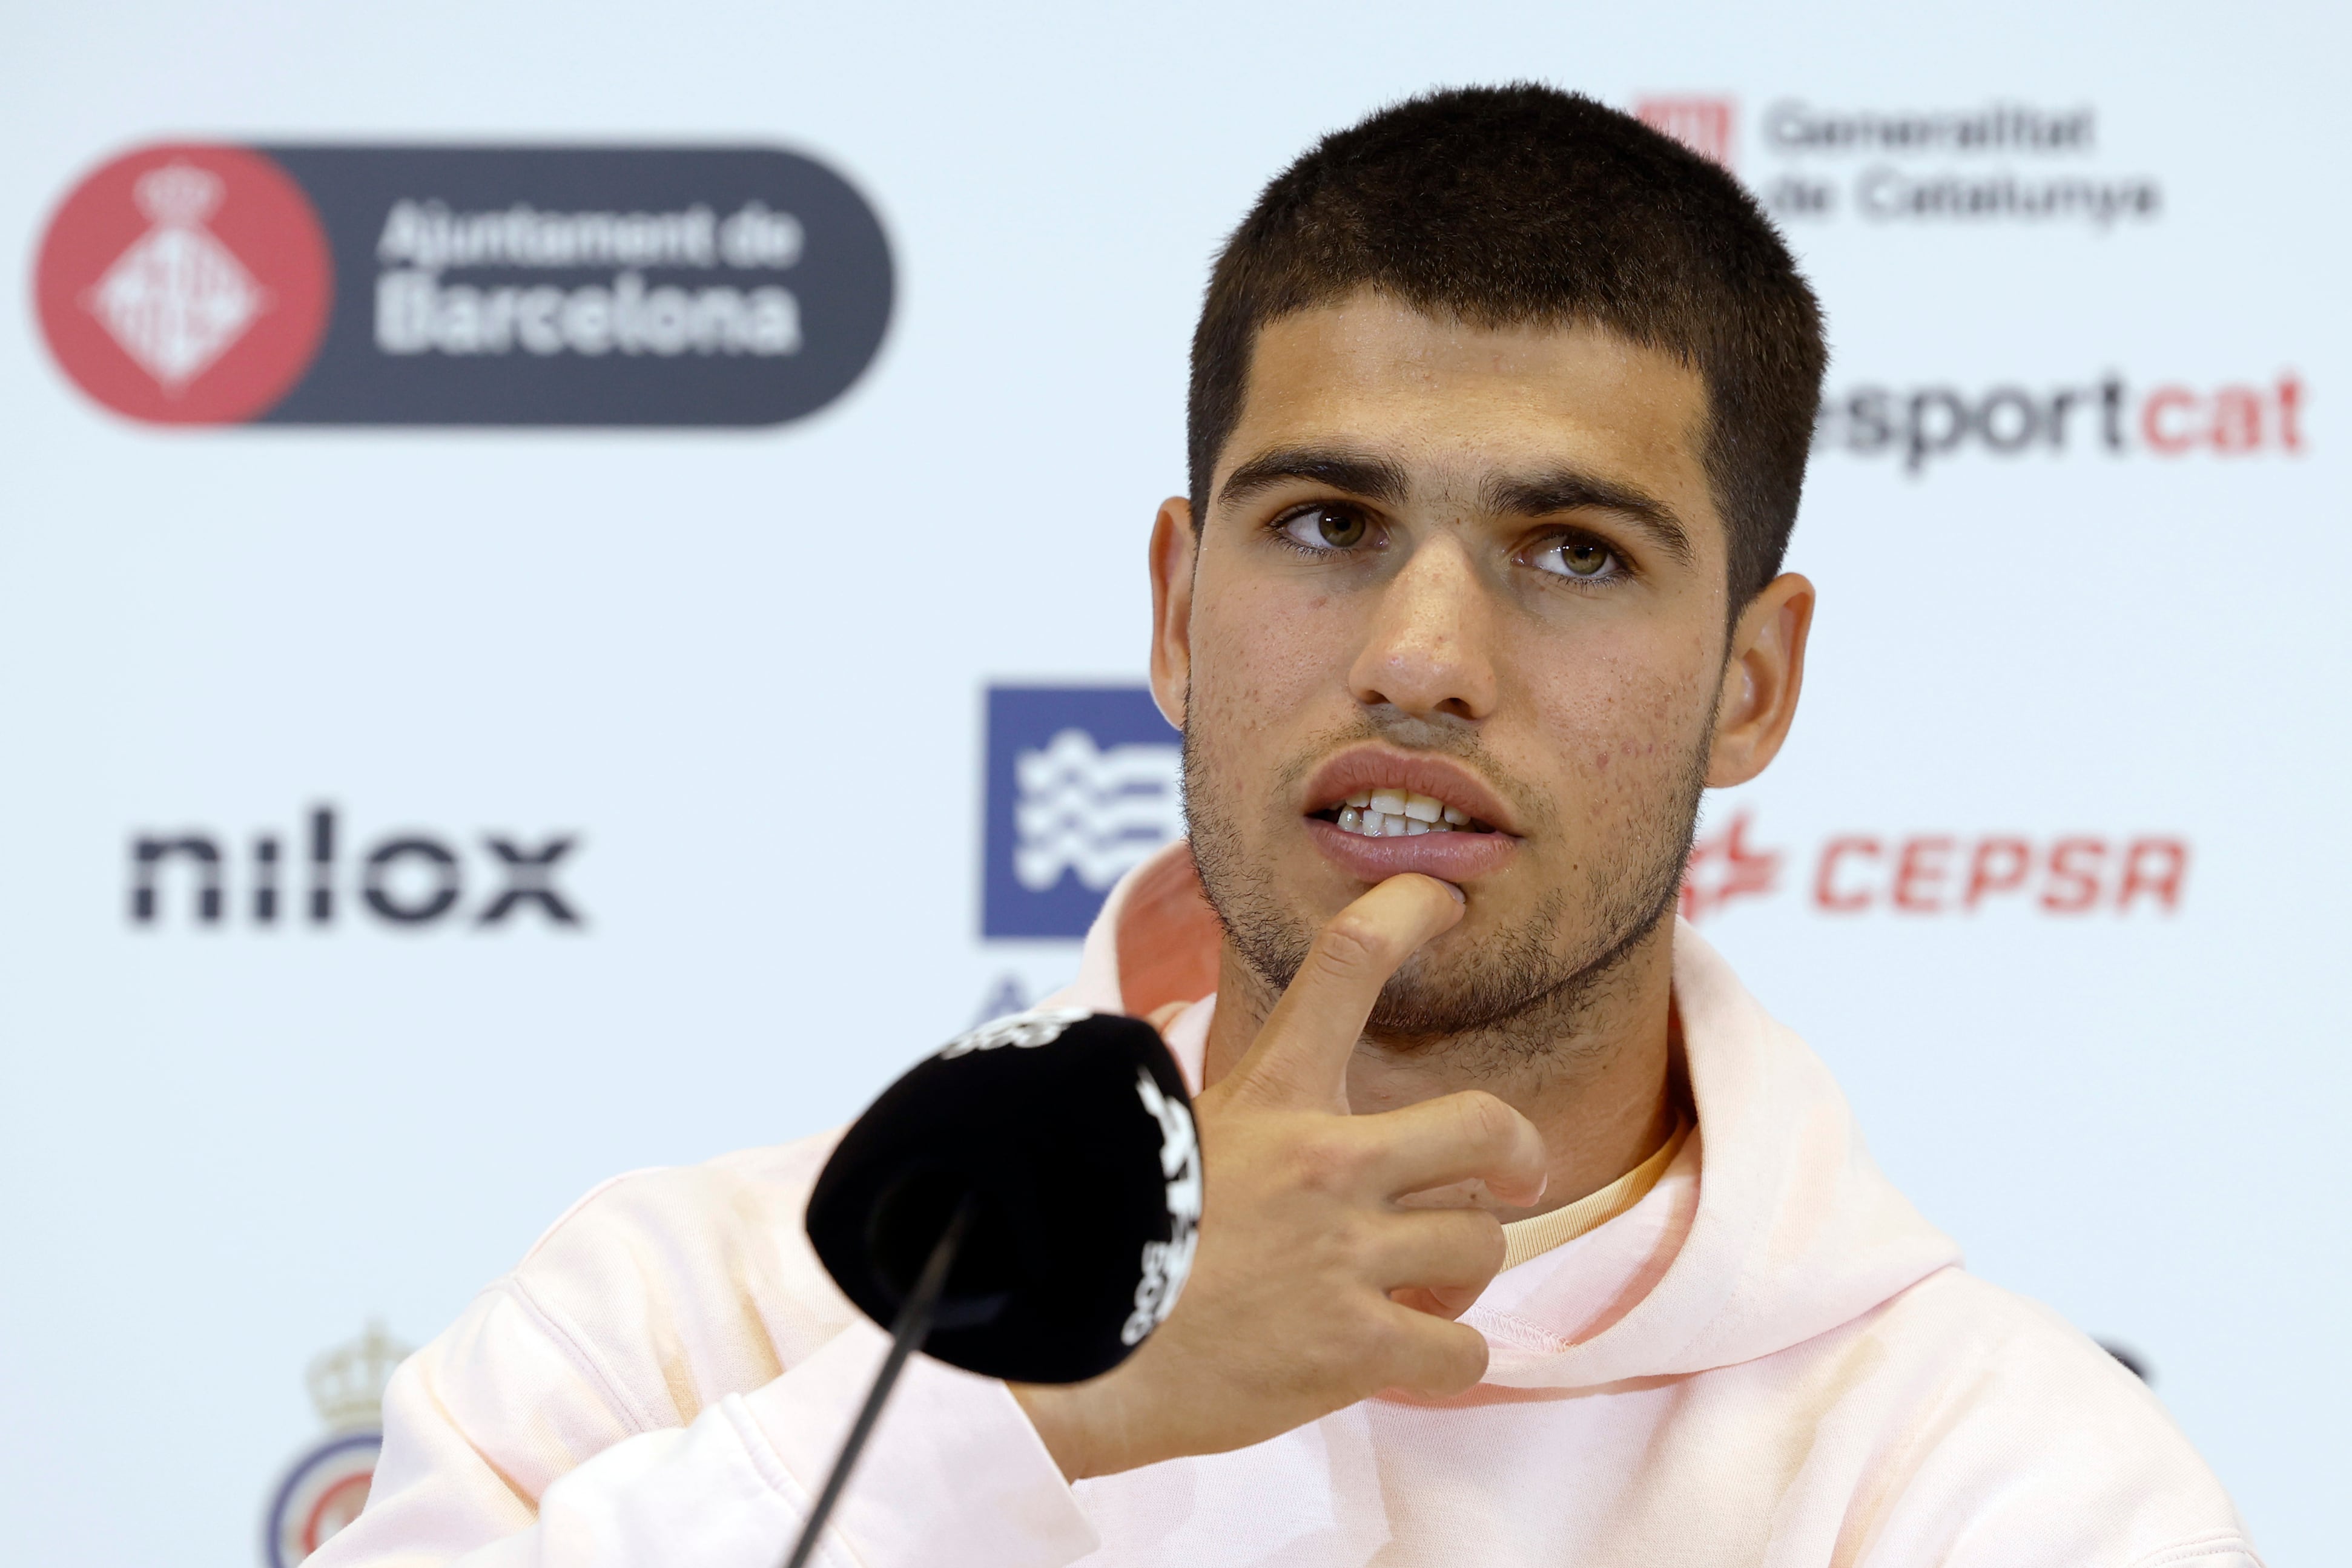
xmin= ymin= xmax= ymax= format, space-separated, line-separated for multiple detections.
xmin=1229 ymin=874 xmax=1464 ymax=1108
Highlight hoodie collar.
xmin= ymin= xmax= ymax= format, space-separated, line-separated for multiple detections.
xmin=1049 ymin=842 xmax=1962 ymax=1389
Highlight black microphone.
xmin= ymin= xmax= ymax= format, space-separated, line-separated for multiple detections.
xmin=782 ymin=1009 xmax=1201 ymax=1568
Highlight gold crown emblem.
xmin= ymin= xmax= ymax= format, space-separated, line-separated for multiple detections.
xmin=306 ymin=1320 xmax=412 ymax=1432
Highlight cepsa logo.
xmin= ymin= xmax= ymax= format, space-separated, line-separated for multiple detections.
xmin=1816 ymin=372 xmax=2306 ymax=475
xmin=128 ymin=804 xmax=583 ymax=931
xmin=1680 ymin=810 xmax=2188 ymax=921
xmin=35 ymin=143 xmax=891 ymax=426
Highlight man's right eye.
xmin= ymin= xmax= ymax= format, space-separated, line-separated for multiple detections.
xmin=1277 ymin=504 xmax=1370 ymax=551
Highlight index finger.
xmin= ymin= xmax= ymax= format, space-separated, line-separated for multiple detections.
xmin=1355 ymin=1090 xmax=1549 ymax=1208
xmin=1227 ymin=874 xmax=1464 ymax=1108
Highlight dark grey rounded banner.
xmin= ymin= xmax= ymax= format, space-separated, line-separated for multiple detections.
xmin=251 ymin=145 xmax=893 ymax=426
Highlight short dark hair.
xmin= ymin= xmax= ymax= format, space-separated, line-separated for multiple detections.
xmin=1188 ymin=84 xmax=1827 ymax=610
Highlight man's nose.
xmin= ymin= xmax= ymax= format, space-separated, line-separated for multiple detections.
xmin=1346 ymin=537 xmax=1499 ymax=723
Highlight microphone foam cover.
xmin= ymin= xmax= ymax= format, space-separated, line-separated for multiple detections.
xmin=806 ymin=1009 xmax=1200 ymax=1385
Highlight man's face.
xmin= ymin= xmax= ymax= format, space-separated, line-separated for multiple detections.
xmin=1159 ymin=291 xmax=1742 ymax=1039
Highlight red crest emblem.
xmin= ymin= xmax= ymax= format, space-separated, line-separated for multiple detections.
xmin=1635 ymin=96 xmax=1738 ymax=170
xmin=35 ymin=143 xmax=331 ymax=424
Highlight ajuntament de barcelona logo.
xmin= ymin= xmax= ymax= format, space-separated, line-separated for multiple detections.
xmin=36 ymin=142 xmax=893 ymax=427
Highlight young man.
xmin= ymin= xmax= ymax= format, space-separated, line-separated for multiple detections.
xmin=319 ymin=87 xmax=2256 ymax=1567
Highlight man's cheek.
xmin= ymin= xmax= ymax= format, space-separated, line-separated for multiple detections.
xmin=1192 ymin=616 xmax=1330 ymax=764
xmin=1184 ymin=683 xmax=1285 ymax=845
xmin=1189 ymin=673 xmax=1280 ymax=783
xmin=1539 ymin=673 xmax=1704 ymax=819
xmin=1201 ymin=602 xmax=1331 ymax=713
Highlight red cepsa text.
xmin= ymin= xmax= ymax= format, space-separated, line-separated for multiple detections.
xmin=1812 ymin=834 xmax=2188 ymax=915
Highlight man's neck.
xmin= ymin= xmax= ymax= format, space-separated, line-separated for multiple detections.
xmin=1198 ymin=920 xmax=1682 ymax=1220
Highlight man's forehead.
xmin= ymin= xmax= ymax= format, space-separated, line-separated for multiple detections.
xmin=1225 ymin=292 xmax=1715 ymax=515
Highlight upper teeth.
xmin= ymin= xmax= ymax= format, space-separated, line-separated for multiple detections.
xmin=1336 ymin=789 xmax=1472 ymax=838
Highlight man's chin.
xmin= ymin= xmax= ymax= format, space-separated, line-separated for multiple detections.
xmin=1363 ymin=958 xmax=1567 ymax=1041
xmin=1237 ymin=892 xmax=1574 ymax=1035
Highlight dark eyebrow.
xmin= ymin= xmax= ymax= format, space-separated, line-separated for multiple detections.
xmin=1483 ymin=467 xmax=1696 ymax=568
xmin=1215 ymin=446 xmax=1411 ymax=511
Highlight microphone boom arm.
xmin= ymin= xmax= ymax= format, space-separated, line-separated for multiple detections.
xmin=781 ymin=1196 xmax=975 ymax=1568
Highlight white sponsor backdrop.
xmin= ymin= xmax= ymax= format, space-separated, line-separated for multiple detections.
xmin=4 ymin=3 xmax=2346 ymax=1563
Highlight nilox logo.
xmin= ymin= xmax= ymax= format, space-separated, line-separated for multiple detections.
xmin=982 ymin=686 xmax=1183 ymax=939
xmin=128 ymin=804 xmax=583 ymax=931
xmin=35 ymin=143 xmax=891 ymax=426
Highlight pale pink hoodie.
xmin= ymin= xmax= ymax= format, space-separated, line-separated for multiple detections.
xmin=315 ymin=845 xmax=2258 ymax=1568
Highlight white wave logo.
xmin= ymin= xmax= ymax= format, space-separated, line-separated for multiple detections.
xmin=1013 ymin=729 xmax=1183 ymax=892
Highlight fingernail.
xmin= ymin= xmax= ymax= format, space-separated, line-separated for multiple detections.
xmin=1438 ymin=879 xmax=1465 ymax=904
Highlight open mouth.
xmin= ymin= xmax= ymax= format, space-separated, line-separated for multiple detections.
xmin=1309 ymin=788 xmax=1501 ymax=840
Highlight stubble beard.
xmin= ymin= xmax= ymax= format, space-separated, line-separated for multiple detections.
xmin=1182 ymin=707 xmax=1711 ymax=1073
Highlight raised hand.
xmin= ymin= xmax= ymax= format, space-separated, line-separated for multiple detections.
xmin=1011 ymin=874 xmax=1548 ymax=1478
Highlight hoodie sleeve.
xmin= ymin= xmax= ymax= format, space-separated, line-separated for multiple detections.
xmin=1824 ymin=1279 xmax=2263 ymax=1568
xmin=308 ymin=1163 xmax=1098 ymax=1568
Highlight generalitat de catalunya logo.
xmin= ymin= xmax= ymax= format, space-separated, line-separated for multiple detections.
xmin=34 ymin=142 xmax=891 ymax=426
xmin=1634 ymin=94 xmax=2161 ymax=229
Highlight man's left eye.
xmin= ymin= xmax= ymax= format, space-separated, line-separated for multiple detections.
xmin=1528 ymin=537 xmax=1620 ymax=580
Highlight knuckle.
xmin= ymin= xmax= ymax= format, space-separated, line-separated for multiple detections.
xmin=1355 ymin=1310 xmax=1416 ymax=1370
xmin=1309 ymin=1303 xmax=1382 ymax=1380
xmin=1324 ymin=1211 xmax=1373 ymax=1267
xmin=1451 ymin=1090 xmax=1513 ymax=1148
xmin=1312 ymin=914 xmax=1391 ymax=976
xmin=1420 ymin=1211 xmax=1502 ymax=1285
xmin=1390 ymin=1320 xmax=1482 ymax=1395
xmin=1287 ymin=1129 xmax=1370 ymax=1196
xmin=1436 ymin=1325 xmax=1490 ymax=1390
xmin=1464 ymin=1212 xmax=1507 ymax=1276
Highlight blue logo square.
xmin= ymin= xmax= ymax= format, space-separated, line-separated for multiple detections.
xmin=982 ymin=685 xmax=1183 ymax=938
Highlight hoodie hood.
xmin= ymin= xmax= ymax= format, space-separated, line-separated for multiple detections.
xmin=1048 ymin=842 xmax=1963 ymax=1392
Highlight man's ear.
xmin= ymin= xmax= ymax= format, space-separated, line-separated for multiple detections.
xmin=1706 ymin=572 xmax=1815 ymax=788
xmin=1148 ymin=497 xmax=1197 ymax=732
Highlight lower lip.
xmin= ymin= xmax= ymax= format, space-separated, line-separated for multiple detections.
xmin=1304 ymin=816 xmax=1522 ymax=884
